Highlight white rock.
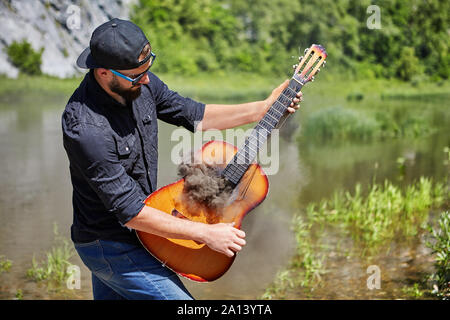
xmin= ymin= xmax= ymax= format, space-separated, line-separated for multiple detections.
xmin=0 ymin=0 xmax=137 ymax=78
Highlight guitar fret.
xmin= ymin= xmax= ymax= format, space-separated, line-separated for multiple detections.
xmin=236 ymin=149 xmax=250 ymax=161
xmin=229 ymin=167 xmax=241 ymax=179
xmin=283 ymin=90 xmax=297 ymax=101
xmin=278 ymin=93 xmax=291 ymax=106
xmin=246 ymin=136 xmax=259 ymax=149
xmin=285 ymin=86 xmax=297 ymax=97
xmin=263 ymin=115 xmax=277 ymax=127
xmin=233 ymin=163 xmax=246 ymax=173
xmin=248 ymin=136 xmax=261 ymax=149
xmin=260 ymin=118 xmax=273 ymax=130
xmin=267 ymin=108 xmax=279 ymax=120
xmin=273 ymin=101 xmax=287 ymax=114
xmin=236 ymin=150 xmax=251 ymax=163
xmin=266 ymin=110 xmax=278 ymax=123
xmin=292 ymin=84 xmax=302 ymax=93
xmin=257 ymin=125 xmax=270 ymax=135
xmin=257 ymin=123 xmax=271 ymax=134
xmin=282 ymin=87 xmax=295 ymax=99
xmin=245 ymin=144 xmax=257 ymax=156
xmin=259 ymin=125 xmax=271 ymax=134
xmin=236 ymin=155 xmax=250 ymax=166
xmin=243 ymin=144 xmax=257 ymax=157
xmin=234 ymin=158 xmax=246 ymax=167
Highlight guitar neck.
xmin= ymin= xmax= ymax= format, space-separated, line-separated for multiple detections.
xmin=222 ymin=77 xmax=304 ymax=186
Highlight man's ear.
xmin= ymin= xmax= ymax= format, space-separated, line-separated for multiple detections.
xmin=94 ymin=68 xmax=110 ymax=79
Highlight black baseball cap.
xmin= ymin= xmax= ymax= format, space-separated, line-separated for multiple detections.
xmin=77 ymin=18 xmax=151 ymax=70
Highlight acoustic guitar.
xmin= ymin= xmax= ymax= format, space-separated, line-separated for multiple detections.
xmin=137 ymin=44 xmax=327 ymax=282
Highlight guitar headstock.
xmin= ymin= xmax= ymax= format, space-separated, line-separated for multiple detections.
xmin=293 ymin=44 xmax=327 ymax=84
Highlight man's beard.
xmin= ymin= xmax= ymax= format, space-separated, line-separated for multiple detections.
xmin=109 ymin=76 xmax=142 ymax=103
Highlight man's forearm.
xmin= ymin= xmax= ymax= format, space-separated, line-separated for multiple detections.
xmin=198 ymin=100 xmax=267 ymax=131
xmin=124 ymin=205 xmax=247 ymax=257
xmin=196 ymin=80 xmax=301 ymax=131
xmin=125 ymin=205 xmax=207 ymax=242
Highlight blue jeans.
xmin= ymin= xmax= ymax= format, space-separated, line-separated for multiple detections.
xmin=74 ymin=239 xmax=194 ymax=300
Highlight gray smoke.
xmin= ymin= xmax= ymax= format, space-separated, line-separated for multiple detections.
xmin=177 ymin=153 xmax=234 ymax=222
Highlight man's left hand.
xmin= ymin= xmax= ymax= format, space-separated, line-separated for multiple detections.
xmin=265 ymin=79 xmax=303 ymax=114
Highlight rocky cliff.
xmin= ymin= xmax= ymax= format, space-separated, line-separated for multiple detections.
xmin=0 ymin=0 xmax=136 ymax=78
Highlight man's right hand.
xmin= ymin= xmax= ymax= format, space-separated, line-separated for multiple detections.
xmin=201 ymin=222 xmax=246 ymax=258
xmin=126 ymin=206 xmax=246 ymax=258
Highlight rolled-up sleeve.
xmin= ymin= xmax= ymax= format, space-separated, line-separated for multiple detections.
xmin=148 ymin=73 xmax=205 ymax=132
xmin=63 ymin=122 xmax=146 ymax=225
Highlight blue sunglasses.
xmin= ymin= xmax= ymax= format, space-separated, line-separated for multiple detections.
xmin=110 ymin=52 xmax=156 ymax=85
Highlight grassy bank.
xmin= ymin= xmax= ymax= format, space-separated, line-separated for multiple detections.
xmin=261 ymin=177 xmax=449 ymax=300
xmin=0 ymin=224 xmax=78 ymax=299
xmin=0 ymin=74 xmax=82 ymax=98
xmin=1 ymin=72 xmax=448 ymax=102
xmin=295 ymin=76 xmax=450 ymax=142
xmin=1 ymin=72 xmax=448 ymax=144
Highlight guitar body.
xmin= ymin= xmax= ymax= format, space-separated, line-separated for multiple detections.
xmin=136 ymin=140 xmax=269 ymax=282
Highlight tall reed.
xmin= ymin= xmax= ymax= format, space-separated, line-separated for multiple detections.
xmin=26 ymin=223 xmax=75 ymax=288
xmin=262 ymin=177 xmax=448 ymax=299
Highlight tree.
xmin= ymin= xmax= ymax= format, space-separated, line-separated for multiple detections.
xmin=6 ymin=40 xmax=43 ymax=76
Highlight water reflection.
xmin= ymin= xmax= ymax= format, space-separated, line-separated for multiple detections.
xmin=298 ymin=132 xmax=450 ymax=204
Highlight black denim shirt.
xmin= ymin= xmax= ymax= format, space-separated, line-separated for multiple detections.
xmin=62 ymin=70 xmax=205 ymax=244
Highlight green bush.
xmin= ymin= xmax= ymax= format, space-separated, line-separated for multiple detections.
xmin=395 ymin=47 xmax=422 ymax=81
xmin=427 ymin=211 xmax=450 ymax=299
xmin=300 ymin=103 xmax=435 ymax=143
xmin=301 ymin=106 xmax=380 ymax=141
xmin=5 ymin=39 xmax=43 ymax=75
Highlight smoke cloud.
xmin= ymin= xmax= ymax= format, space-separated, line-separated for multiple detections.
xmin=176 ymin=153 xmax=234 ymax=223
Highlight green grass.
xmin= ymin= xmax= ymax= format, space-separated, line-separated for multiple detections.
xmin=0 ymin=255 xmax=12 ymax=274
xmin=305 ymin=177 xmax=447 ymax=249
xmin=297 ymin=76 xmax=450 ymax=142
xmin=301 ymin=106 xmax=381 ymax=141
xmin=300 ymin=103 xmax=442 ymax=142
xmin=426 ymin=211 xmax=450 ymax=299
xmin=14 ymin=289 xmax=23 ymax=300
xmin=401 ymin=283 xmax=425 ymax=299
xmin=0 ymin=71 xmax=448 ymax=103
xmin=261 ymin=215 xmax=326 ymax=299
xmin=262 ymin=177 xmax=448 ymax=299
xmin=26 ymin=224 xmax=76 ymax=289
xmin=0 ymin=74 xmax=82 ymax=98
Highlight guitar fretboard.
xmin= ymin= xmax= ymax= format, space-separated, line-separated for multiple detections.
xmin=222 ymin=77 xmax=303 ymax=186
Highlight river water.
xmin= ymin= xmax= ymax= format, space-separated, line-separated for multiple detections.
xmin=0 ymin=87 xmax=448 ymax=299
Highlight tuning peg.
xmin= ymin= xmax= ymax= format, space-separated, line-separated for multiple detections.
xmin=298 ymin=56 xmax=303 ymax=61
xmin=304 ymin=48 xmax=309 ymax=55
xmin=317 ymin=68 xmax=321 ymax=73
xmin=292 ymin=64 xmax=298 ymax=70
xmin=322 ymin=61 xmax=326 ymax=67
xmin=310 ymin=76 xmax=315 ymax=82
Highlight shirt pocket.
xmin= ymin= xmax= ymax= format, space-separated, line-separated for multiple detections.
xmin=116 ymin=134 xmax=138 ymax=173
